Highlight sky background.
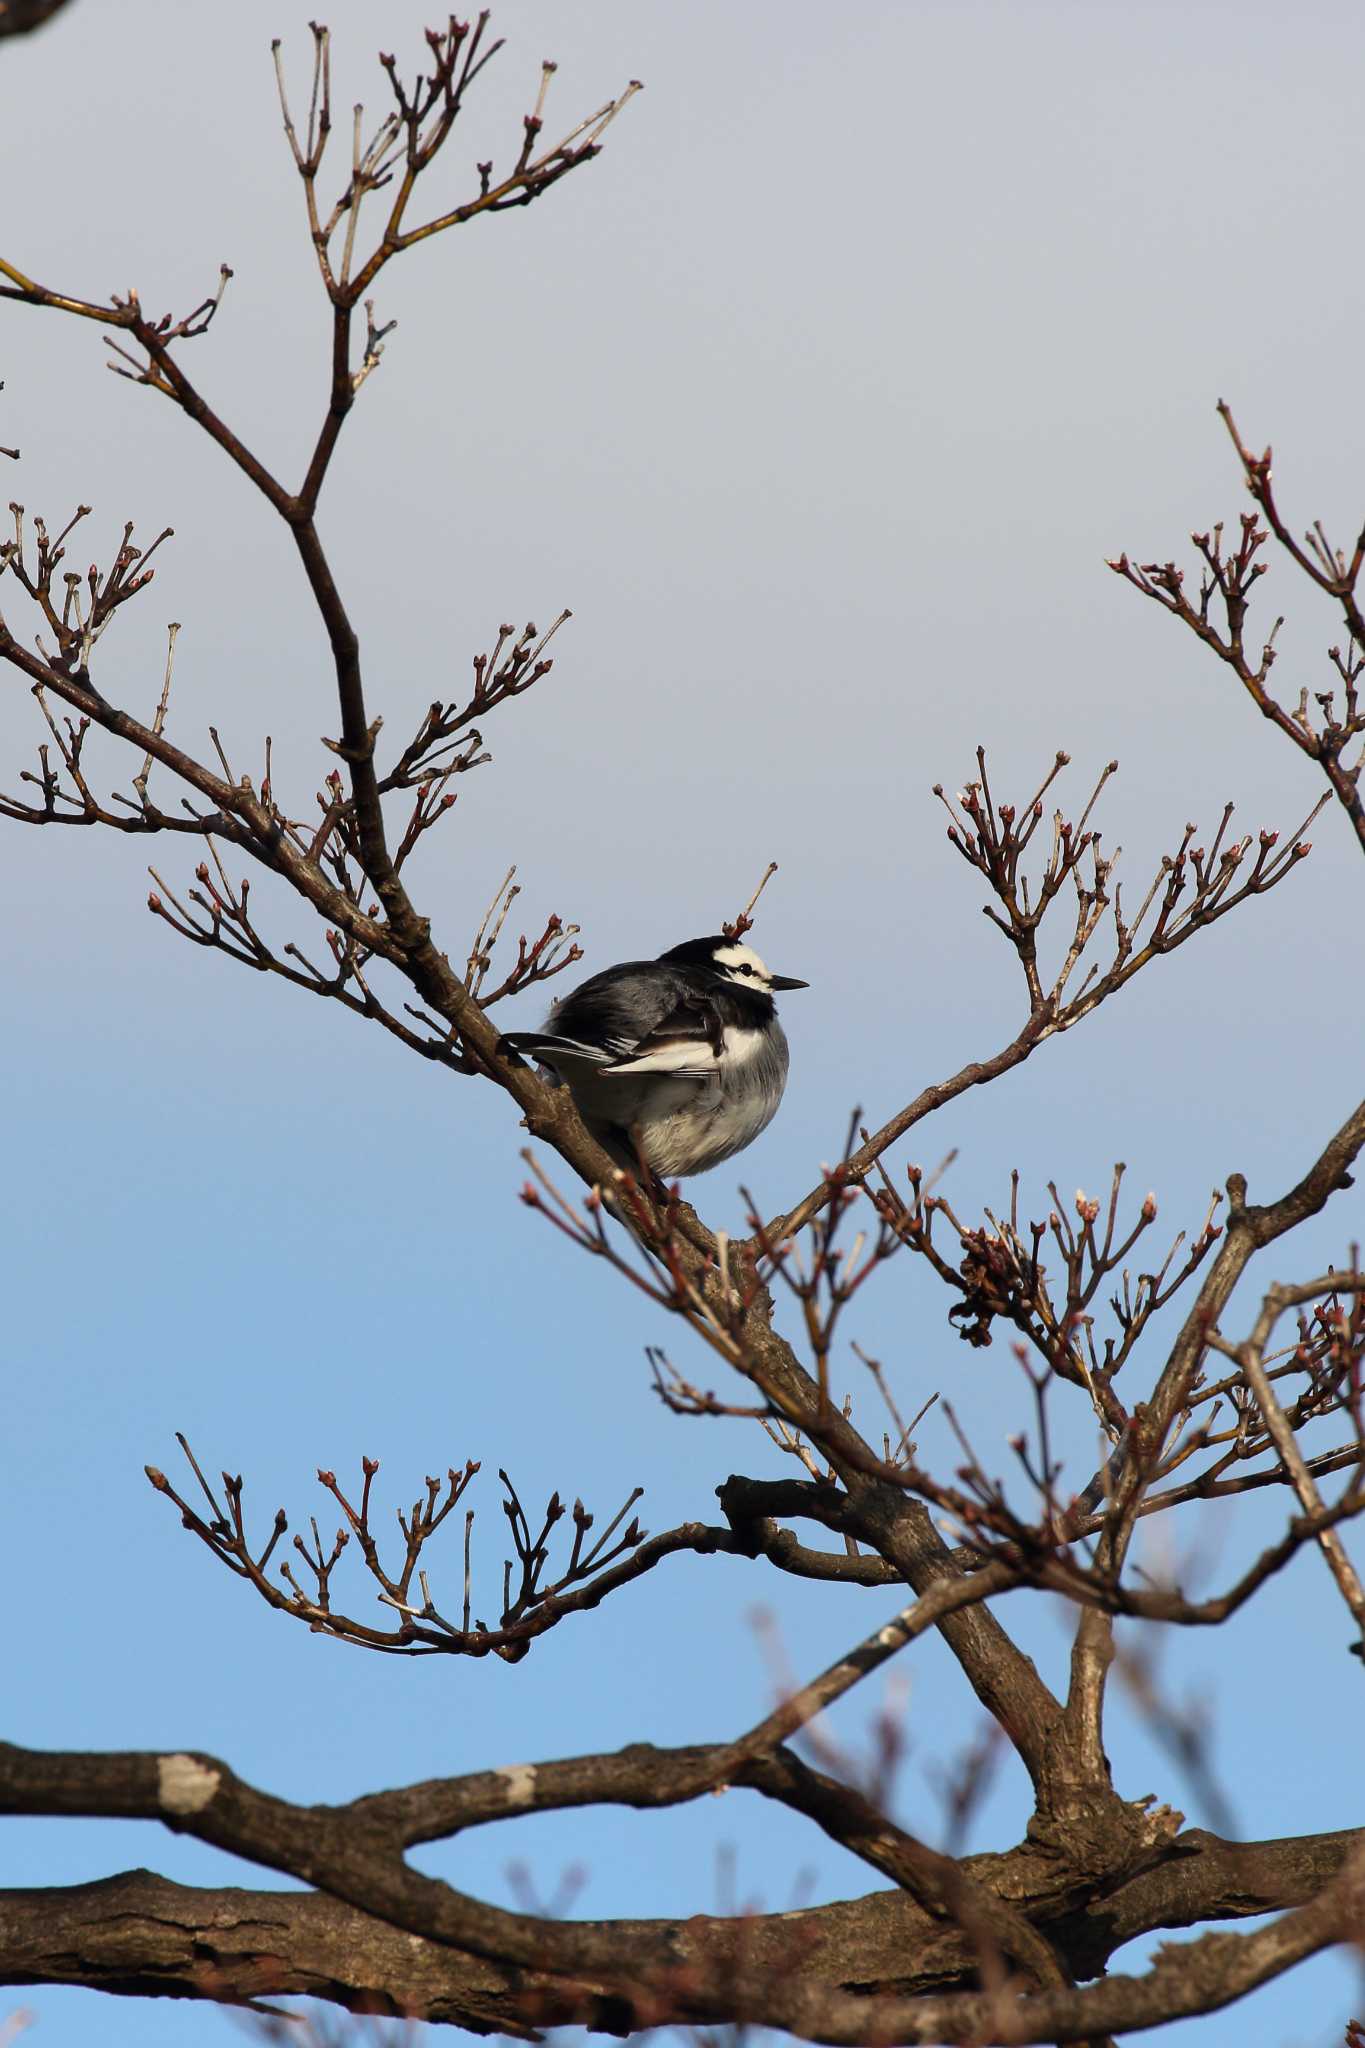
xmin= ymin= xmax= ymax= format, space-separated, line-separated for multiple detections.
xmin=2 ymin=1 xmax=1363 ymax=2044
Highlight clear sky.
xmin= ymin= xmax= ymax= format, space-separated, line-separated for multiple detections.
xmin=2 ymin=2 xmax=1362 ymax=2044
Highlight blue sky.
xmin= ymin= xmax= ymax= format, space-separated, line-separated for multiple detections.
xmin=2 ymin=2 xmax=1363 ymax=2044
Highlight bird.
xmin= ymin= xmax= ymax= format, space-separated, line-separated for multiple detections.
xmin=498 ymin=934 xmax=808 ymax=1180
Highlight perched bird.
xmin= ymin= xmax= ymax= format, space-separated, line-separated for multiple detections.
xmin=499 ymin=934 xmax=808 ymax=1179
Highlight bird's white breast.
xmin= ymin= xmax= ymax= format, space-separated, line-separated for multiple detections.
xmin=720 ymin=1023 xmax=768 ymax=1068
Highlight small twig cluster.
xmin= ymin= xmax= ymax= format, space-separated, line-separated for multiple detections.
xmin=1112 ymin=400 xmax=1365 ymax=851
xmin=1201 ymin=1276 xmax=1365 ymax=1464
xmin=744 ymin=1117 xmax=902 ymax=1405
xmin=870 ymin=1160 xmax=1223 ymax=1428
xmin=0 ymin=504 xmax=170 ymax=674
xmin=380 ymin=614 xmax=571 ymax=794
xmin=0 ymin=673 xmax=178 ymax=835
xmin=272 ymin=18 xmax=640 ymax=319
xmin=105 ymin=268 xmax=234 ymax=390
xmin=145 ymin=1433 xmax=649 ymax=1661
xmin=146 ymin=833 xmax=475 ymax=1073
xmin=496 ymin=1473 xmax=645 ymax=1641
xmin=0 ymin=501 xmax=580 ymax=1051
xmin=934 ymin=748 xmax=1324 ymax=1037
xmin=458 ymin=863 xmax=582 ymax=1009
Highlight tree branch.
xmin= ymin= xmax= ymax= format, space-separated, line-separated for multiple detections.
xmin=3 ymin=1823 xmax=1362 ymax=2041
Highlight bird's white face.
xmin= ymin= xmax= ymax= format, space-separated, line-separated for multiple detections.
xmin=712 ymin=941 xmax=775 ymax=989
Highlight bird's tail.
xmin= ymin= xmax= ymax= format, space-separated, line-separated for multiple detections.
xmin=496 ymin=1031 xmax=608 ymax=1068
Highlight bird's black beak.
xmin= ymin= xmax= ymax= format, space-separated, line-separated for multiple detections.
xmin=769 ymin=973 xmax=809 ymax=991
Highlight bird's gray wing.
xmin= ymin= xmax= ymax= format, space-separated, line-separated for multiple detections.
xmin=599 ymin=992 xmax=725 ymax=1077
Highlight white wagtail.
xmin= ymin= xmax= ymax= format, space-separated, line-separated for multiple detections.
xmin=498 ymin=935 xmax=808 ymax=1179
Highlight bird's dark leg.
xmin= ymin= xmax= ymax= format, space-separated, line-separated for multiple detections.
xmin=623 ymin=1121 xmax=670 ymax=1200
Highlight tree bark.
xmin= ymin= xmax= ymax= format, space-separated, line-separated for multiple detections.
xmin=3 ymin=1827 xmax=1360 ymax=2038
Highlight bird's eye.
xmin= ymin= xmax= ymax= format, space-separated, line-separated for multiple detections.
xmin=737 ymin=963 xmax=753 ymax=975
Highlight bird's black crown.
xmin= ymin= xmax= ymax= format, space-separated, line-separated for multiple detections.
xmin=658 ymin=935 xmax=735 ymax=971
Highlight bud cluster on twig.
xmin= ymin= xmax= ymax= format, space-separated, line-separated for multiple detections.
xmin=933 ymin=747 xmax=1323 ymax=1038
xmin=0 ymin=503 xmax=169 ymax=674
xmin=145 ymin=1433 xmax=650 ymax=1662
xmin=1112 ymin=399 xmax=1365 ymax=854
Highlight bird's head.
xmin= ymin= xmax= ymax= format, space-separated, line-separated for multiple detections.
xmin=662 ymin=935 xmax=809 ymax=994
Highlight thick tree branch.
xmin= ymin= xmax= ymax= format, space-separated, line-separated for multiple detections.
xmin=739 ymin=1746 xmax=1070 ymax=1993
xmin=3 ymin=1823 xmax=1362 ymax=2041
